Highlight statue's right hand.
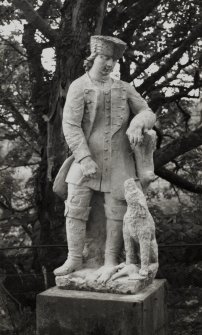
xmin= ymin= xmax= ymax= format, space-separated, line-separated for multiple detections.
xmin=80 ymin=156 xmax=98 ymax=178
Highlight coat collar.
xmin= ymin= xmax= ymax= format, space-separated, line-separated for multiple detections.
xmin=82 ymin=72 xmax=124 ymax=90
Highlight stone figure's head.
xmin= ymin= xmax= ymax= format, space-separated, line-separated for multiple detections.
xmin=84 ymin=35 xmax=126 ymax=74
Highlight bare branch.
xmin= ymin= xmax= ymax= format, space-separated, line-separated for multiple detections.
xmin=37 ymin=0 xmax=53 ymax=17
xmin=0 ymin=162 xmax=39 ymax=171
xmin=13 ymin=0 xmax=58 ymax=43
xmin=103 ymin=0 xmax=161 ymax=40
xmin=0 ymin=35 xmax=27 ymax=58
xmin=152 ymin=59 xmax=195 ymax=92
xmin=138 ymin=22 xmax=202 ymax=94
xmin=176 ymin=101 xmax=191 ymax=131
xmin=120 ymin=0 xmax=161 ymax=42
xmin=154 ymin=125 xmax=202 ymax=169
xmin=149 ymin=85 xmax=198 ymax=111
xmin=0 ymin=115 xmax=40 ymax=153
xmin=0 ymin=133 xmax=18 ymax=141
xmin=155 ymin=167 xmax=202 ymax=194
xmin=129 ymin=41 xmax=183 ymax=81
xmin=1 ymin=95 xmax=39 ymax=142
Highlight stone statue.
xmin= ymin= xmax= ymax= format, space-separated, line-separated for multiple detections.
xmin=53 ymin=35 xmax=157 ymax=290
xmin=111 ymin=178 xmax=158 ymax=282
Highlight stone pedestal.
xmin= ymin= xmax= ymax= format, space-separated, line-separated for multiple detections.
xmin=37 ymin=279 xmax=167 ymax=335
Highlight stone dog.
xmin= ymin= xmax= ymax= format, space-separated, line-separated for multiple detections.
xmin=113 ymin=178 xmax=158 ymax=280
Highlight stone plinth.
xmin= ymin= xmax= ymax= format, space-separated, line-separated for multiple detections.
xmin=37 ymin=279 xmax=167 ymax=335
xmin=55 ymin=266 xmax=157 ymax=294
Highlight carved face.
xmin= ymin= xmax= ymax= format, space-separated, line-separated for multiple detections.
xmin=92 ymin=54 xmax=116 ymax=77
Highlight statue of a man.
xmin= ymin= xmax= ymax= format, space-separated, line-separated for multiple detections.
xmin=54 ymin=36 xmax=156 ymax=282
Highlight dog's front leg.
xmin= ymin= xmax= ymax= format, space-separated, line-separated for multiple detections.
xmin=139 ymin=232 xmax=151 ymax=277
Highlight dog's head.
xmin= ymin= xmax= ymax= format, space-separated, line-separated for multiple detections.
xmin=124 ymin=178 xmax=146 ymax=209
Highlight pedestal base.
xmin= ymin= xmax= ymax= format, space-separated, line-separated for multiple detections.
xmin=37 ymin=279 xmax=167 ymax=335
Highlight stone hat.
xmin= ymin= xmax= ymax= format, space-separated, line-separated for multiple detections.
xmin=90 ymin=35 xmax=126 ymax=59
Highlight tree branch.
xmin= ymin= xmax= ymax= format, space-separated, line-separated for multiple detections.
xmin=103 ymin=0 xmax=160 ymax=41
xmin=149 ymin=85 xmax=198 ymax=111
xmin=102 ymin=0 xmax=136 ymax=35
xmin=0 ymin=162 xmax=40 ymax=172
xmin=154 ymin=126 xmax=202 ymax=169
xmin=0 ymin=35 xmax=27 ymax=58
xmin=0 ymin=117 xmax=39 ymax=152
xmin=151 ymin=59 xmax=195 ymax=93
xmin=13 ymin=0 xmax=58 ymax=43
xmin=1 ymin=95 xmax=39 ymax=142
xmin=0 ymin=133 xmax=18 ymax=141
xmin=119 ymin=0 xmax=161 ymax=42
xmin=37 ymin=0 xmax=53 ymax=17
xmin=155 ymin=167 xmax=202 ymax=194
xmin=128 ymin=25 xmax=190 ymax=81
xmin=94 ymin=0 xmax=108 ymax=35
xmin=138 ymin=22 xmax=202 ymax=94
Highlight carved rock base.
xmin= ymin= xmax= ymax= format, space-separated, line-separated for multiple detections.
xmin=55 ymin=266 xmax=157 ymax=294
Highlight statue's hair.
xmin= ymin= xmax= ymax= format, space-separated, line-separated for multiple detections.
xmin=83 ymin=52 xmax=97 ymax=72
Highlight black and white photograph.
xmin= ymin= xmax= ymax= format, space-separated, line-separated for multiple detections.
xmin=0 ymin=0 xmax=201 ymax=334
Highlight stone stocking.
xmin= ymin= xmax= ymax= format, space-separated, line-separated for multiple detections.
xmin=66 ymin=217 xmax=86 ymax=265
xmin=54 ymin=201 xmax=91 ymax=276
xmin=104 ymin=204 xmax=126 ymax=265
xmin=104 ymin=218 xmax=123 ymax=266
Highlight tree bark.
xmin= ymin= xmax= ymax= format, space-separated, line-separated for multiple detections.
xmin=154 ymin=126 xmax=202 ymax=169
xmin=13 ymin=0 xmax=58 ymax=43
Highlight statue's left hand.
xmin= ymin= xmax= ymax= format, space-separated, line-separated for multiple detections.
xmin=80 ymin=156 xmax=98 ymax=178
xmin=126 ymin=123 xmax=144 ymax=147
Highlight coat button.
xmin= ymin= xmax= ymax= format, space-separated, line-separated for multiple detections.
xmin=87 ymin=100 xmax=91 ymax=104
xmin=84 ymin=89 xmax=89 ymax=93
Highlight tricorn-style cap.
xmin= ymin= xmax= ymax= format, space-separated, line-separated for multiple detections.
xmin=90 ymin=35 xmax=126 ymax=59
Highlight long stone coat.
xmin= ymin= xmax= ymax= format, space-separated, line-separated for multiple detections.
xmin=53 ymin=73 xmax=156 ymax=200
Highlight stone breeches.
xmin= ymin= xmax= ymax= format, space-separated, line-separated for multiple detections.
xmin=65 ymin=184 xmax=127 ymax=221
